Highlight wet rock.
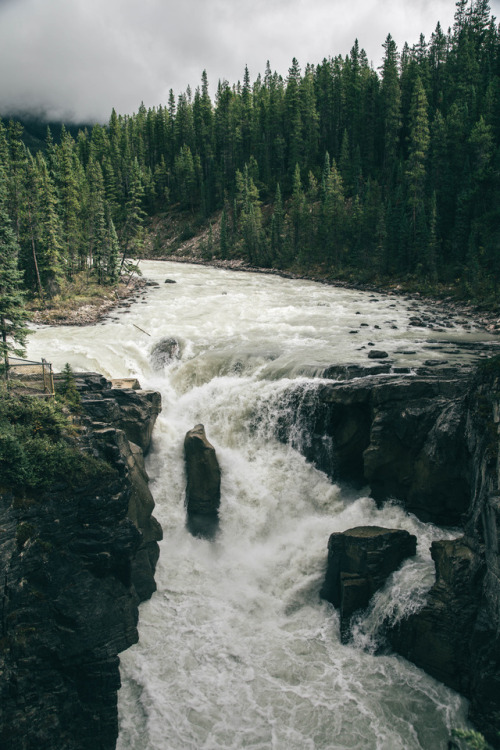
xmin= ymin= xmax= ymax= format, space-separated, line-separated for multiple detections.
xmin=390 ymin=538 xmax=482 ymax=693
xmin=423 ymin=359 xmax=449 ymax=366
xmin=150 ymin=336 xmax=182 ymax=370
xmin=367 ymin=350 xmax=389 ymax=359
xmin=184 ymin=424 xmax=221 ymax=538
xmin=81 ymin=385 xmax=161 ymax=455
xmin=381 ymin=361 xmax=500 ymax=747
xmin=321 ymin=526 xmax=417 ymax=642
xmin=323 ymin=363 xmax=391 ymax=380
xmin=164 ymin=278 xmax=177 ymax=283
xmin=283 ymin=371 xmax=472 ymax=524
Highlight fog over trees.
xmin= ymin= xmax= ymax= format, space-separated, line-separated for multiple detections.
xmin=1 ymin=0 xmax=500 ymax=312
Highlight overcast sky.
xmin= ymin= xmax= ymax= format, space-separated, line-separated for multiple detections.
xmin=0 ymin=0 xmax=499 ymax=123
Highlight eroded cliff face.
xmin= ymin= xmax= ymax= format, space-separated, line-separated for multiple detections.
xmin=0 ymin=374 xmax=161 ymax=750
xmin=389 ymin=362 xmax=500 ymax=746
xmin=282 ymin=363 xmax=500 ymax=745
xmin=282 ymin=365 xmax=472 ymax=525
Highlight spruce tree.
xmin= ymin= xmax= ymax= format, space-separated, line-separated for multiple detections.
xmin=219 ymin=208 xmax=229 ymax=259
xmin=405 ymin=75 xmax=430 ymax=271
xmin=0 ymin=166 xmax=29 ymax=374
xmin=381 ymin=35 xmax=402 ymax=189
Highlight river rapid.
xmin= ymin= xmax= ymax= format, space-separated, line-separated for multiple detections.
xmin=26 ymin=261 xmax=498 ymax=750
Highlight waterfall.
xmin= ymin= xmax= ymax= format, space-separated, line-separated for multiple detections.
xmin=26 ymin=260 xmax=491 ymax=749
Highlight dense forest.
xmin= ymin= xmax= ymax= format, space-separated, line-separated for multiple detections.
xmin=1 ymin=0 xmax=500 ymax=363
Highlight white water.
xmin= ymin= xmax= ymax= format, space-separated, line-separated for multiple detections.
xmin=26 ymin=261 xmax=496 ymax=750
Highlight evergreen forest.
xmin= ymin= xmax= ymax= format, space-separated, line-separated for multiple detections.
xmin=1 ymin=0 xmax=500 ymax=364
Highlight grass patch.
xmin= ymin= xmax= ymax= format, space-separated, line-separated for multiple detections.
xmin=0 ymin=391 xmax=115 ymax=495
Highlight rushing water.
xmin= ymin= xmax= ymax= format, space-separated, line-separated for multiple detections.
xmin=26 ymin=261 xmax=498 ymax=750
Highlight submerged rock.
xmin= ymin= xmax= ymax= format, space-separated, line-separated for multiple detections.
xmin=150 ymin=336 xmax=182 ymax=370
xmin=184 ymin=424 xmax=221 ymax=539
xmin=320 ymin=526 xmax=417 ymax=642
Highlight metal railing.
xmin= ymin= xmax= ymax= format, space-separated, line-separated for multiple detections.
xmin=5 ymin=357 xmax=55 ymax=397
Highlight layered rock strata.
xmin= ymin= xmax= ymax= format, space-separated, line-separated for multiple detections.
xmin=0 ymin=373 xmax=161 ymax=750
xmin=389 ymin=361 xmax=500 ymax=747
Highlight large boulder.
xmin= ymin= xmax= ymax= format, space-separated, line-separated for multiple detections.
xmin=184 ymin=424 xmax=221 ymax=538
xmin=320 ymin=526 xmax=417 ymax=642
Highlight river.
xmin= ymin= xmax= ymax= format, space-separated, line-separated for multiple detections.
xmin=26 ymin=261 xmax=497 ymax=750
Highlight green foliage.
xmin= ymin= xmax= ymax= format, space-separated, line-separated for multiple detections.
xmin=0 ymin=392 xmax=114 ymax=494
xmin=3 ymin=0 xmax=500 ymax=307
xmin=451 ymin=728 xmax=492 ymax=749
xmin=0 ymin=162 xmax=30 ymax=371
xmin=57 ymin=363 xmax=80 ymax=409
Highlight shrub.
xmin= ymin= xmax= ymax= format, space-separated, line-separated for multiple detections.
xmin=0 ymin=392 xmax=115 ymax=494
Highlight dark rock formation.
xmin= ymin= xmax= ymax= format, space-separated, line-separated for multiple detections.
xmin=389 ymin=538 xmax=484 ymax=692
xmin=184 ymin=424 xmax=221 ymax=539
xmin=79 ymin=380 xmax=161 ymax=453
xmin=274 ymin=360 xmax=500 ymax=742
xmin=388 ymin=360 xmax=500 ymax=747
xmin=320 ymin=526 xmax=417 ymax=642
xmin=288 ymin=368 xmax=473 ymax=524
xmin=0 ymin=374 xmax=162 ymax=750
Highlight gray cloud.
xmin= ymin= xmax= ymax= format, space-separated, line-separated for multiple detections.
xmin=0 ymin=0 xmax=498 ymax=122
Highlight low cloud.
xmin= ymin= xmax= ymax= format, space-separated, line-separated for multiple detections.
xmin=0 ymin=0 xmax=497 ymax=123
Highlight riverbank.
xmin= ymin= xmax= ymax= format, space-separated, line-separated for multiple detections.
xmin=28 ymin=275 xmax=154 ymax=326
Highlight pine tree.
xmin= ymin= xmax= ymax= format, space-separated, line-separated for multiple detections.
xmin=289 ymin=164 xmax=305 ymax=261
xmin=270 ymin=183 xmax=284 ymax=261
xmin=85 ymin=157 xmax=107 ymax=281
xmin=322 ymin=159 xmax=345 ymax=266
xmin=0 ymin=165 xmax=29 ymax=374
xmin=105 ymin=211 xmax=120 ymax=284
xmin=57 ymin=129 xmax=83 ymax=276
xmin=219 ymin=207 xmax=229 ymax=259
xmin=405 ymin=75 xmax=430 ymax=271
xmin=32 ymin=153 xmax=64 ymax=297
xmin=381 ymin=35 xmax=402 ymax=189
xmin=120 ymin=157 xmax=146 ymax=269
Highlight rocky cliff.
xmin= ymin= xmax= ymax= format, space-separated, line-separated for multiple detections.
xmin=389 ymin=360 xmax=500 ymax=747
xmin=0 ymin=374 xmax=161 ymax=750
xmin=279 ymin=362 xmax=500 ymax=745
xmin=282 ymin=365 xmax=473 ymax=525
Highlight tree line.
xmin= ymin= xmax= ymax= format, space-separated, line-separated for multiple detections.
xmin=1 ymin=0 xmax=500 ymax=365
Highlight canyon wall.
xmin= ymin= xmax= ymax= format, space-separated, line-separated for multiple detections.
xmin=0 ymin=374 xmax=161 ymax=750
xmin=283 ymin=362 xmax=500 ymax=745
